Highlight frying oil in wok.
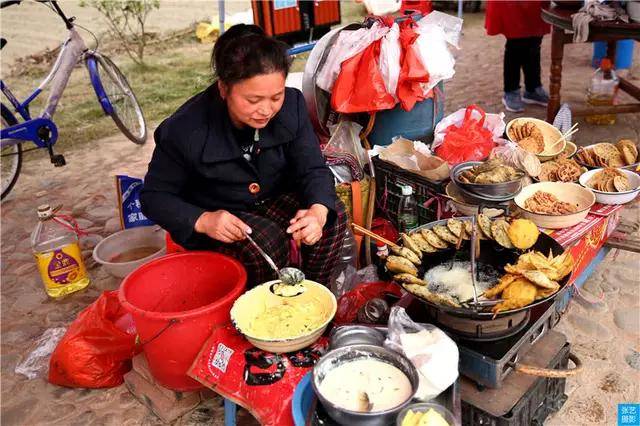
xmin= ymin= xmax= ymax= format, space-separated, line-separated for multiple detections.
xmin=425 ymin=261 xmax=500 ymax=302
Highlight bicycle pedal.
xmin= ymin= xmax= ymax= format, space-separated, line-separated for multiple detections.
xmin=51 ymin=154 xmax=66 ymax=167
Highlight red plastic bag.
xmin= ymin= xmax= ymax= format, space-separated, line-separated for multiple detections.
xmin=335 ymin=281 xmax=402 ymax=324
xmin=434 ymin=105 xmax=496 ymax=165
xmin=48 ymin=291 xmax=140 ymax=388
xmin=189 ymin=324 xmax=328 ymax=426
xmin=397 ymin=18 xmax=430 ymax=111
xmin=331 ymin=39 xmax=396 ymax=113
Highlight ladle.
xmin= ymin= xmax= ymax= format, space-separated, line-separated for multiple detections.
xmin=244 ymin=233 xmax=306 ymax=290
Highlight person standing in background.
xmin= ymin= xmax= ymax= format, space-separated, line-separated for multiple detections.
xmin=486 ymin=1 xmax=551 ymax=112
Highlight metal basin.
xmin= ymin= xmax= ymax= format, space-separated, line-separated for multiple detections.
xmin=312 ymin=345 xmax=419 ymax=426
xmin=451 ymin=161 xmax=522 ymax=199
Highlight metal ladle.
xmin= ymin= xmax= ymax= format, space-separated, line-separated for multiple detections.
xmin=245 ymin=233 xmax=306 ymax=288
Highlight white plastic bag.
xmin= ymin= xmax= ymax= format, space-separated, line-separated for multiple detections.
xmin=15 ymin=327 xmax=66 ymax=380
xmin=432 ymin=108 xmax=506 ymax=151
xmin=362 ymin=0 xmax=402 ymax=16
xmin=316 ymin=22 xmax=389 ymax=93
xmin=385 ymin=307 xmax=458 ymax=401
xmin=413 ymin=24 xmax=456 ymax=93
xmin=325 ymin=120 xmax=367 ymax=170
xmin=379 ymin=22 xmax=401 ymax=100
xmin=418 ymin=10 xmax=463 ymax=48
xmin=490 ymin=140 xmax=542 ymax=178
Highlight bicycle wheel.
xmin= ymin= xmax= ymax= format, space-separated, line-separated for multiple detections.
xmin=90 ymin=54 xmax=147 ymax=144
xmin=1 ymin=104 xmax=22 ymax=200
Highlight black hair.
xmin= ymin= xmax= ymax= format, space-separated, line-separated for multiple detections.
xmin=211 ymin=24 xmax=291 ymax=86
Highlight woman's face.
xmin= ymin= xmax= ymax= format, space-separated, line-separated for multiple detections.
xmin=220 ymin=72 xmax=286 ymax=129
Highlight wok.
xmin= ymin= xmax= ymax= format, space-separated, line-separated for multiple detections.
xmin=395 ymin=217 xmax=571 ymax=319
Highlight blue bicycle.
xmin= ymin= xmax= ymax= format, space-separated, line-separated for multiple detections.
xmin=1 ymin=0 xmax=147 ymax=199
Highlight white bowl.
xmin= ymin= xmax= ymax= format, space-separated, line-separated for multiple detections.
xmin=579 ymin=168 xmax=640 ymax=205
xmin=506 ymin=117 xmax=565 ymax=161
xmin=230 ymin=280 xmax=337 ymax=353
xmin=93 ymin=226 xmax=166 ymax=278
xmin=514 ymin=182 xmax=595 ymax=229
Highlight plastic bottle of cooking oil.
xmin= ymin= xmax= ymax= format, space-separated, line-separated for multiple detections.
xmin=398 ymin=185 xmax=418 ymax=232
xmin=586 ymin=58 xmax=619 ymax=125
xmin=31 ymin=205 xmax=90 ymax=298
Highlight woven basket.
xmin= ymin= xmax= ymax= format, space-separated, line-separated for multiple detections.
xmin=336 ymin=177 xmax=371 ymax=226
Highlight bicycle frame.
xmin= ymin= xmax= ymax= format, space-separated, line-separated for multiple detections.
xmin=1 ymin=28 xmax=87 ymax=149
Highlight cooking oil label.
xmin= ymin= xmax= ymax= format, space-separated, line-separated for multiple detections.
xmin=35 ymin=244 xmax=87 ymax=286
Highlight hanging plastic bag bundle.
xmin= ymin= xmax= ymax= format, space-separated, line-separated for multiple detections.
xmin=379 ymin=21 xmax=401 ymax=101
xmin=316 ymin=21 xmax=389 ymax=93
xmin=433 ymin=105 xmax=505 ymax=165
xmin=331 ymin=38 xmax=397 ymax=113
xmin=396 ymin=17 xmax=430 ymax=112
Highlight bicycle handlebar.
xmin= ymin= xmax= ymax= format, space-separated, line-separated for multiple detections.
xmin=0 ymin=1 xmax=22 ymax=9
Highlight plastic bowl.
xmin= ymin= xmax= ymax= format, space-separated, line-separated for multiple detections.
xmin=396 ymin=402 xmax=458 ymax=426
xmin=579 ymin=168 xmax=640 ymax=205
xmin=230 ymin=280 xmax=336 ymax=353
xmin=93 ymin=226 xmax=166 ymax=278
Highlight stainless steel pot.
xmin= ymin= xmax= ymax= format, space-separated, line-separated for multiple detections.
xmin=329 ymin=325 xmax=386 ymax=349
xmin=312 ymin=345 xmax=419 ymax=426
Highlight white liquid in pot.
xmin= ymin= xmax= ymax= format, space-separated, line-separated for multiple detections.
xmin=318 ymin=358 xmax=412 ymax=412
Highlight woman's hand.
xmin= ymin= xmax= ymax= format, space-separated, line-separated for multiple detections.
xmin=286 ymin=204 xmax=329 ymax=245
xmin=194 ymin=210 xmax=251 ymax=243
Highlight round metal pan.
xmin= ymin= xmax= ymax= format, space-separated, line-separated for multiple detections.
xmin=396 ymin=217 xmax=571 ymax=319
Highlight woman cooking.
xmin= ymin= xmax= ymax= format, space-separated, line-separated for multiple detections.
xmin=141 ymin=24 xmax=347 ymax=287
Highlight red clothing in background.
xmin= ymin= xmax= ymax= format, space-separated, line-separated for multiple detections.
xmin=485 ymin=1 xmax=551 ymax=39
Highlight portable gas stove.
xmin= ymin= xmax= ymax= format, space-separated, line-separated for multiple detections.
xmin=400 ymin=294 xmax=574 ymax=425
xmin=403 ymin=295 xmax=563 ymax=389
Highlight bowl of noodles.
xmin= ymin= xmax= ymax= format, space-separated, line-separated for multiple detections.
xmin=514 ymin=182 xmax=595 ymax=229
xmin=230 ymin=280 xmax=337 ymax=353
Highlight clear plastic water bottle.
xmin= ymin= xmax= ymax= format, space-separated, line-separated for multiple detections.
xmin=329 ymin=227 xmax=359 ymax=294
xmin=397 ymin=185 xmax=419 ymax=233
xmin=586 ymin=58 xmax=619 ymax=125
xmin=31 ymin=205 xmax=90 ymax=298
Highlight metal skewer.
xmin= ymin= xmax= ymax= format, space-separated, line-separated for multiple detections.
xmin=469 ymin=216 xmax=480 ymax=310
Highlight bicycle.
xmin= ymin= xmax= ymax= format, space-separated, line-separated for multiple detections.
xmin=1 ymin=0 xmax=147 ymax=200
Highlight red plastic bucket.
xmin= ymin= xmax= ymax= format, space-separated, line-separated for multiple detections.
xmin=119 ymin=252 xmax=246 ymax=391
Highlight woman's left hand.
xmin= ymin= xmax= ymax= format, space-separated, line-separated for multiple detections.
xmin=286 ymin=204 xmax=328 ymax=245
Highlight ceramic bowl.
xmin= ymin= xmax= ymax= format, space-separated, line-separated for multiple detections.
xmin=579 ymin=168 xmax=640 ymax=205
xmin=575 ymin=142 xmax=640 ymax=171
xmin=506 ymin=117 xmax=565 ymax=162
xmin=562 ymin=141 xmax=578 ymax=158
xmin=514 ymin=182 xmax=595 ymax=229
xmin=230 ymin=280 xmax=336 ymax=353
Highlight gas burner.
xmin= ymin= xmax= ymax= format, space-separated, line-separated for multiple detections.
xmin=408 ymin=301 xmax=531 ymax=341
xmin=400 ymin=294 xmax=562 ymax=388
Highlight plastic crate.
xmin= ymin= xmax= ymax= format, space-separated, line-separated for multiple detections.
xmin=372 ymin=156 xmax=446 ymax=227
xmin=461 ymin=342 xmax=570 ymax=426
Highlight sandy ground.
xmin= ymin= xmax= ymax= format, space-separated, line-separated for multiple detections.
xmin=1 ymin=7 xmax=639 ymax=426
xmin=0 ymin=0 xmax=251 ymax=66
